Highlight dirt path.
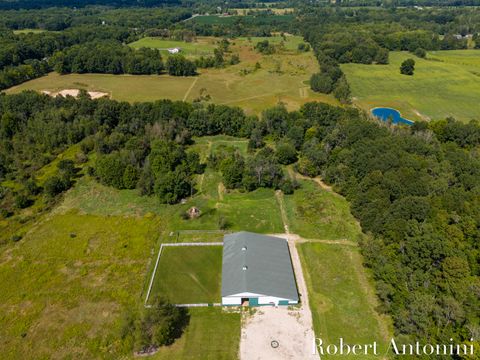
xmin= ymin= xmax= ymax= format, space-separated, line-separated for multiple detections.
xmin=183 ymin=77 xmax=199 ymax=101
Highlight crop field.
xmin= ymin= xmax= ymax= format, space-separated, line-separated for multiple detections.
xmin=342 ymin=50 xmax=480 ymax=122
xmin=128 ymin=36 xmax=217 ymax=57
xmin=190 ymin=14 xmax=295 ymax=25
xmin=6 ymin=36 xmax=337 ymax=114
xmin=298 ymin=242 xmax=392 ymax=359
xmin=232 ymin=8 xmax=295 ymax=15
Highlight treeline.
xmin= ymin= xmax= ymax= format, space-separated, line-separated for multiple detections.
xmin=51 ymin=41 xmax=165 ymax=74
xmin=0 ymin=0 xmax=182 ymax=10
xmin=1 ymin=92 xmax=480 ymax=350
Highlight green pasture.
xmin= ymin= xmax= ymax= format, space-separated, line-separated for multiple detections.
xmin=191 ymin=14 xmax=294 ymax=25
xmin=0 ymin=212 xmax=161 ymax=359
xmin=150 ymin=308 xmax=241 ymax=360
xmin=298 ymin=242 xmax=393 ymax=359
xmin=5 ymin=72 xmax=196 ymax=103
xmin=342 ymin=50 xmax=480 ymax=122
xmin=128 ymin=37 xmax=216 ymax=57
xmin=235 ymin=35 xmax=305 ymax=51
xmin=284 ymin=180 xmax=362 ymax=240
xmin=149 ymin=245 xmax=223 ymax=304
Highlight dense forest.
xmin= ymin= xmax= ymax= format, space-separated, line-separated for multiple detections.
xmin=1 ymin=91 xmax=479 ymax=352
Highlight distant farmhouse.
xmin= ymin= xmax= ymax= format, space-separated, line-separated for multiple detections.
xmin=167 ymin=47 xmax=181 ymax=54
xmin=221 ymin=232 xmax=299 ymax=306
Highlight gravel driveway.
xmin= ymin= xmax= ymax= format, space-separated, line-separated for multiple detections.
xmin=239 ymin=234 xmax=319 ymax=360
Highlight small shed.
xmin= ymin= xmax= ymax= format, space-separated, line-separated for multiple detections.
xmin=221 ymin=232 xmax=299 ymax=306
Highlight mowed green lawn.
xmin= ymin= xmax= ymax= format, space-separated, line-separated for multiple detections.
xmin=128 ymin=37 xmax=217 ymax=57
xmin=342 ymin=50 xmax=480 ymax=122
xmin=298 ymin=243 xmax=392 ymax=359
xmin=150 ymin=246 xmax=223 ymax=304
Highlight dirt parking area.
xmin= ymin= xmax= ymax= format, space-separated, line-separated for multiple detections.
xmin=239 ymin=235 xmax=319 ymax=360
xmin=240 ymin=305 xmax=318 ymax=360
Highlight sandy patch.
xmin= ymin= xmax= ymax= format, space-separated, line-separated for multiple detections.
xmin=43 ymin=89 xmax=109 ymax=99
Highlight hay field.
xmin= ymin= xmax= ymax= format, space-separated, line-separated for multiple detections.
xmin=6 ymin=35 xmax=337 ymax=114
xmin=342 ymin=50 xmax=480 ymax=122
xmin=128 ymin=36 xmax=217 ymax=57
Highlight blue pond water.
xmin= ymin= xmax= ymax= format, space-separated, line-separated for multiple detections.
xmin=371 ymin=107 xmax=414 ymax=126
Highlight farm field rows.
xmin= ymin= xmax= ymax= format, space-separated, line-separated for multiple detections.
xmin=5 ymin=35 xmax=337 ymax=114
xmin=342 ymin=50 xmax=480 ymax=122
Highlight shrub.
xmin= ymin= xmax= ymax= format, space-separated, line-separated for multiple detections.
xmin=400 ymin=58 xmax=415 ymax=75
xmin=414 ymin=48 xmax=426 ymax=58
xmin=310 ymin=73 xmax=333 ymax=94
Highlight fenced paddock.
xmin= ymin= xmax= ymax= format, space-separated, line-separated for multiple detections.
xmin=144 ymin=233 xmax=224 ymax=307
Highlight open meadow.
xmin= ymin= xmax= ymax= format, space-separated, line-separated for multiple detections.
xmin=128 ymin=36 xmax=217 ymax=57
xmin=342 ymin=50 xmax=480 ymax=122
xmin=0 ymin=135 xmax=390 ymax=359
xmin=5 ymin=35 xmax=337 ymax=114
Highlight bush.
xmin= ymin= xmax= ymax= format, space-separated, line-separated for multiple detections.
xmin=414 ymin=48 xmax=426 ymax=58
xmin=14 ymin=194 xmax=33 ymax=209
xmin=400 ymin=58 xmax=415 ymax=75
xmin=44 ymin=175 xmax=70 ymax=197
xmin=310 ymin=73 xmax=333 ymax=94
xmin=133 ymin=296 xmax=189 ymax=352
xmin=276 ymin=142 xmax=298 ymax=165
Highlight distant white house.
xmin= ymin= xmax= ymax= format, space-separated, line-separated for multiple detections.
xmin=167 ymin=48 xmax=181 ymax=54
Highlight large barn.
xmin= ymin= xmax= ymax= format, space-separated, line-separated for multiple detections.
xmin=221 ymin=232 xmax=299 ymax=306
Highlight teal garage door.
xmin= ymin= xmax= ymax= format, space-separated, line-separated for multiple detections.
xmin=249 ymin=298 xmax=259 ymax=306
xmin=278 ymin=300 xmax=289 ymax=306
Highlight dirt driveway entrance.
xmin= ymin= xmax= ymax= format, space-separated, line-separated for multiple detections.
xmin=239 ymin=233 xmax=319 ymax=360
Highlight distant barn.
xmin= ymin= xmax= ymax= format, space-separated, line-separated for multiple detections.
xmin=221 ymin=232 xmax=299 ymax=306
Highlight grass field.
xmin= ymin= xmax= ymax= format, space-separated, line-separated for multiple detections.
xmin=342 ymin=50 xmax=480 ymax=122
xmin=284 ymin=180 xmax=362 ymax=240
xmin=149 ymin=246 xmax=223 ymax=304
xmin=13 ymin=29 xmax=49 ymax=34
xmin=150 ymin=308 xmax=241 ymax=360
xmin=128 ymin=36 xmax=217 ymax=57
xmin=5 ymin=72 xmax=196 ymax=103
xmin=0 ymin=135 xmax=390 ymax=359
xmin=6 ymin=36 xmax=337 ymax=114
xmin=0 ymin=212 xmax=161 ymax=359
xmin=298 ymin=242 xmax=392 ymax=359
xmin=190 ymin=14 xmax=295 ymax=25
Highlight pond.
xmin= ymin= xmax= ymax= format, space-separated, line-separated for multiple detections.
xmin=371 ymin=107 xmax=414 ymax=126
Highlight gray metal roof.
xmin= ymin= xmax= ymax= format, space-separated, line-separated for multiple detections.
xmin=221 ymin=232 xmax=299 ymax=301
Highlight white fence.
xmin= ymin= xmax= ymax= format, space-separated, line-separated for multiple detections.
xmin=144 ymin=241 xmax=224 ymax=307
